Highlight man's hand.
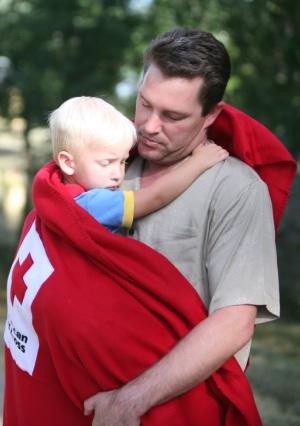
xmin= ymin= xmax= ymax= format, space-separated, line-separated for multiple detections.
xmin=84 ymin=305 xmax=256 ymax=426
xmin=84 ymin=389 xmax=141 ymax=426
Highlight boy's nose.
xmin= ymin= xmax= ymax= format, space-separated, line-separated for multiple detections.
xmin=111 ymin=165 xmax=123 ymax=181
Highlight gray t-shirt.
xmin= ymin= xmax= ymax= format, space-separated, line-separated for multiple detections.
xmin=122 ymin=156 xmax=279 ymax=369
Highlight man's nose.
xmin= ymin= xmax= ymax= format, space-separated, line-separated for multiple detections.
xmin=144 ymin=112 xmax=162 ymax=134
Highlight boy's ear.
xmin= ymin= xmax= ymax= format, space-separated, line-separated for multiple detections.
xmin=57 ymin=151 xmax=75 ymax=176
xmin=203 ymin=101 xmax=224 ymax=129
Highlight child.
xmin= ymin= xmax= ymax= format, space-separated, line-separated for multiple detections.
xmin=49 ymin=96 xmax=228 ymax=232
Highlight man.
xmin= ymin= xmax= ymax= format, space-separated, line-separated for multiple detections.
xmin=83 ymin=28 xmax=293 ymax=425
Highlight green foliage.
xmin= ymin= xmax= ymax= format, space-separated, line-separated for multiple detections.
xmin=248 ymin=320 xmax=300 ymax=425
xmin=128 ymin=0 xmax=299 ymax=157
xmin=0 ymin=0 xmax=139 ymax=126
xmin=1 ymin=0 xmax=299 ymax=156
xmin=218 ymin=0 xmax=300 ymax=156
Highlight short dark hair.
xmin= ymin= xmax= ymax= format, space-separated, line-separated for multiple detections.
xmin=143 ymin=28 xmax=231 ymax=116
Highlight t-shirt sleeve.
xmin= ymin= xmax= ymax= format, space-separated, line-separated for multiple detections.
xmin=75 ymin=188 xmax=134 ymax=232
xmin=207 ymin=180 xmax=279 ymax=324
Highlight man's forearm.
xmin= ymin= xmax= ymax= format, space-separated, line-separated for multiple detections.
xmin=116 ymin=304 xmax=257 ymax=416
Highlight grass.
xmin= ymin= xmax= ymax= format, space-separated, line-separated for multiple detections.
xmin=247 ymin=321 xmax=300 ymax=426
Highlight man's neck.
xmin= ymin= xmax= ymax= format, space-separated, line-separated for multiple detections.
xmin=141 ymin=158 xmax=188 ymax=188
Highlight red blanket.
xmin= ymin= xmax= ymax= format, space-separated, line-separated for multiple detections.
xmin=208 ymin=104 xmax=296 ymax=231
xmin=4 ymin=161 xmax=262 ymax=425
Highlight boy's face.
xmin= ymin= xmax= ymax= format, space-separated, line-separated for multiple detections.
xmin=70 ymin=139 xmax=132 ymax=190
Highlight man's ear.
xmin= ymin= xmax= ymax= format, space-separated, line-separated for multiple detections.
xmin=57 ymin=151 xmax=75 ymax=176
xmin=203 ymin=101 xmax=224 ymax=129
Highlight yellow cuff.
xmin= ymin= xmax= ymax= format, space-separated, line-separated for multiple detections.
xmin=122 ymin=191 xmax=134 ymax=228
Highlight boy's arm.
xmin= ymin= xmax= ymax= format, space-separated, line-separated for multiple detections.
xmin=133 ymin=143 xmax=228 ymax=218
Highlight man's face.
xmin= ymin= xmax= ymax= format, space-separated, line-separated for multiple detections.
xmin=135 ymin=64 xmax=213 ymax=165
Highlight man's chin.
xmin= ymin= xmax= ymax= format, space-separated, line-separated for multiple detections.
xmin=137 ymin=150 xmax=177 ymax=167
xmin=137 ymin=145 xmax=184 ymax=166
xmin=139 ymin=152 xmax=165 ymax=165
xmin=137 ymin=144 xmax=160 ymax=160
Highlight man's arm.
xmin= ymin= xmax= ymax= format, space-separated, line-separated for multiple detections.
xmin=84 ymin=304 xmax=257 ymax=426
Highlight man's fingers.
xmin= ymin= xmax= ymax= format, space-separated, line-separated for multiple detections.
xmin=84 ymin=396 xmax=96 ymax=416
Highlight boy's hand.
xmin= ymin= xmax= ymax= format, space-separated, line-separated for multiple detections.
xmin=192 ymin=142 xmax=228 ymax=168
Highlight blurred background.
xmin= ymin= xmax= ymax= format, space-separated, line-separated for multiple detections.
xmin=0 ymin=0 xmax=299 ymax=425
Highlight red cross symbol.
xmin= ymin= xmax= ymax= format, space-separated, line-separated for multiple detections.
xmin=10 ymin=254 xmax=34 ymax=305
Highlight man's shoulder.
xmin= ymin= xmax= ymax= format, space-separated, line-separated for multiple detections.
xmin=222 ymin=156 xmax=261 ymax=179
xmin=210 ymin=156 xmax=270 ymax=206
xmin=216 ymin=156 xmax=265 ymax=188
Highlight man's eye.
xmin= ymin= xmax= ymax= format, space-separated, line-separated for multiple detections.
xmin=165 ymin=114 xmax=185 ymax=122
xmin=139 ymin=96 xmax=151 ymax=109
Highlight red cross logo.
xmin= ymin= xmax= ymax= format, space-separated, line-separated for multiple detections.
xmin=10 ymin=254 xmax=34 ymax=304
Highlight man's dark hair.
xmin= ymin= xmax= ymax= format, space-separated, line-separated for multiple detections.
xmin=143 ymin=28 xmax=231 ymax=116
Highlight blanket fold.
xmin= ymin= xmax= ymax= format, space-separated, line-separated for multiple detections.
xmin=4 ymin=162 xmax=262 ymax=425
xmin=208 ymin=104 xmax=296 ymax=231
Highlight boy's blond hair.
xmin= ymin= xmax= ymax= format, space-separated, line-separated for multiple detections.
xmin=48 ymin=96 xmax=136 ymax=160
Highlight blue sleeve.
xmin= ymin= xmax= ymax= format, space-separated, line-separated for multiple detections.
xmin=75 ymin=188 xmax=134 ymax=233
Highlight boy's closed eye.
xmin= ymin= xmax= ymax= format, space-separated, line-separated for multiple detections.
xmin=97 ymin=160 xmax=111 ymax=167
